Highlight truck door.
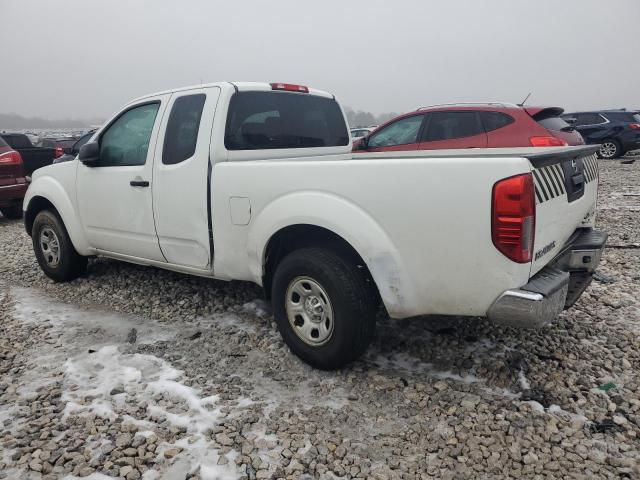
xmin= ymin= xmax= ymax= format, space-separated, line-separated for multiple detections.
xmin=152 ymin=87 xmax=221 ymax=269
xmin=76 ymin=96 xmax=169 ymax=260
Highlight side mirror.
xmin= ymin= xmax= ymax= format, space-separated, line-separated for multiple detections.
xmin=357 ymin=136 xmax=369 ymax=150
xmin=79 ymin=142 xmax=100 ymax=166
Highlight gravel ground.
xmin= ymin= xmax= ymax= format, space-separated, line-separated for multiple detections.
xmin=1 ymin=156 xmax=639 ymax=480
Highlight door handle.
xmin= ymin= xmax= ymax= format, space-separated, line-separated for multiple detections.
xmin=130 ymin=179 xmax=149 ymax=187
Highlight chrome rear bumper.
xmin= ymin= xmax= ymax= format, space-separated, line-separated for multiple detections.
xmin=487 ymin=229 xmax=607 ymax=328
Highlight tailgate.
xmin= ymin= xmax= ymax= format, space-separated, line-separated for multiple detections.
xmin=527 ymin=145 xmax=600 ymax=276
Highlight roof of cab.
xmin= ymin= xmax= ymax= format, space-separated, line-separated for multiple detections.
xmin=127 ymin=81 xmax=334 ymax=105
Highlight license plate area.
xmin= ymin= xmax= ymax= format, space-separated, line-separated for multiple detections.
xmin=560 ymin=156 xmax=586 ymax=203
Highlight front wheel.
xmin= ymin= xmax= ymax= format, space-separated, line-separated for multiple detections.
xmin=598 ymin=139 xmax=621 ymax=159
xmin=32 ymin=210 xmax=87 ymax=282
xmin=271 ymin=247 xmax=377 ymax=370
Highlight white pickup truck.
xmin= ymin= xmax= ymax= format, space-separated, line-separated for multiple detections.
xmin=23 ymin=82 xmax=606 ymax=369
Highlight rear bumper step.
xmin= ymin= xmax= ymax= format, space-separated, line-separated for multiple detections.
xmin=487 ymin=228 xmax=607 ymax=328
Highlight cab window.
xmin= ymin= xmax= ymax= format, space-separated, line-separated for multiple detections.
xmin=100 ymin=102 xmax=160 ymax=167
xmin=162 ymin=94 xmax=206 ymax=165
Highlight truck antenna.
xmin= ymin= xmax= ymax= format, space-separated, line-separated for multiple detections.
xmin=518 ymin=92 xmax=532 ymax=107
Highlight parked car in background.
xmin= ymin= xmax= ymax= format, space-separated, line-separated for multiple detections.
xmin=24 ymin=132 xmax=40 ymax=146
xmin=353 ymin=103 xmax=583 ymax=152
xmin=561 ymin=110 xmax=640 ymax=159
xmin=0 ymin=136 xmax=28 ymax=219
xmin=52 ymin=131 xmax=96 ymax=164
xmin=40 ymin=137 xmax=78 ymax=158
xmin=24 ymin=81 xmax=605 ymax=369
xmin=0 ymin=133 xmax=56 ymax=176
xmin=350 ymin=127 xmax=374 ymax=140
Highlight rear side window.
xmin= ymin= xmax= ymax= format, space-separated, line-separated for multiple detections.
xmin=4 ymin=134 xmax=33 ymax=149
xmin=602 ymin=112 xmax=637 ymax=122
xmin=225 ymin=91 xmax=349 ymax=150
xmin=0 ymin=136 xmax=8 ymax=148
xmin=423 ymin=111 xmax=484 ymax=141
xmin=575 ymin=113 xmax=606 ymax=125
xmin=163 ymin=94 xmax=206 ymax=164
xmin=57 ymin=139 xmax=76 ymax=149
xmin=480 ymin=112 xmax=515 ymax=132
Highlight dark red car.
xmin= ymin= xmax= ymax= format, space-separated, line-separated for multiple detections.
xmin=353 ymin=103 xmax=584 ymax=153
xmin=0 ymin=136 xmax=28 ymax=219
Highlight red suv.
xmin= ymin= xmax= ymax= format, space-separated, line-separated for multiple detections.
xmin=0 ymin=136 xmax=28 ymax=219
xmin=353 ymin=103 xmax=584 ymax=152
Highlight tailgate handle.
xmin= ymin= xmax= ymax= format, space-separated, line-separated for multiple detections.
xmin=571 ymin=173 xmax=584 ymax=188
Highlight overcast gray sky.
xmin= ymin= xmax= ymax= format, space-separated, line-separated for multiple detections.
xmin=2 ymin=0 xmax=639 ymax=120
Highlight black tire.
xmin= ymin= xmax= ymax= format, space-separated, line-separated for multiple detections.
xmin=597 ymin=139 xmax=621 ymax=159
xmin=271 ymin=247 xmax=377 ymax=370
xmin=0 ymin=204 xmax=23 ymax=219
xmin=32 ymin=210 xmax=87 ymax=282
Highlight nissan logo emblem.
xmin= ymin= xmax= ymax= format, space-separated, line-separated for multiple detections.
xmin=571 ymin=159 xmax=578 ymax=172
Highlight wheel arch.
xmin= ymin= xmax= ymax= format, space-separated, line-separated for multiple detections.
xmin=24 ymin=178 xmax=91 ymax=254
xmin=248 ymin=191 xmax=416 ymax=317
xmin=262 ymin=224 xmax=379 ymax=303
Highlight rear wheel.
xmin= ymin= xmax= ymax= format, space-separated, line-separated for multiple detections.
xmin=32 ymin=210 xmax=87 ymax=282
xmin=597 ymin=139 xmax=621 ymax=159
xmin=271 ymin=247 xmax=377 ymax=370
xmin=0 ymin=203 xmax=23 ymax=219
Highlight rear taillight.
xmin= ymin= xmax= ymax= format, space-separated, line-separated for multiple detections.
xmin=628 ymin=123 xmax=640 ymax=130
xmin=492 ymin=173 xmax=535 ymax=263
xmin=0 ymin=150 xmax=23 ymax=165
xmin=270 ymin=82 xmax=309 ymax=93
xmin=54 ymin=146 xmax=63 ymax=158
xmin=529 ymin=136 xmax=568 ymax=147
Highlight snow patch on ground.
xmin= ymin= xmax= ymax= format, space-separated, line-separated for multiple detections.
xmin=8 ymin=287 xmax=241 ymax=479
xmin=518 ymin=368 xmax=531 ymax=390
xmin=11 ymin=286 xmax=177 ymax=346
xmin=63 ymin=474 xmax=115 ymax=480
xmin=372 ymin=352 xmax=487 ymax=385
xmin=62 ymin=345 xmax=239 ymax=478
xmin=241 ymin=299 xmax=271 ymax=317
xmin=370 ymin=351 xmax=519 ymax=398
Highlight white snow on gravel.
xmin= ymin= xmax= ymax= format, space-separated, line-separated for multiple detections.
xmin=518 ymin=367 xmax=531 ymax=390
xmin=62 ymin=346 xmax=239 ymax=479
xmin=371 ymin=351 xmax=520 ymax=398
xmin=8 ymin=287 xmax=241 ymax=479
xmin=241 ymin=298 xmax=271 ymax=317
xmin=11 ymin=286 xmax=177 ymax=345
xmin=63 ymin=473 xmax=116 ymax=480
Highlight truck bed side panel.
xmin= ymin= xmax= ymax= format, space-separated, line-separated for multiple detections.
xmin=212 ymin=156 xmax=532 ymax=318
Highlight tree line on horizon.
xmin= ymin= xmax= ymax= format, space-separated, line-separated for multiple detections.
xmin=1 ymin=107 xmax=401 ymax=131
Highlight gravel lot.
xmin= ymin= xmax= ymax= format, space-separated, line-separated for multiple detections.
xmin=1 ymin=156 xmax=639 ymax=480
